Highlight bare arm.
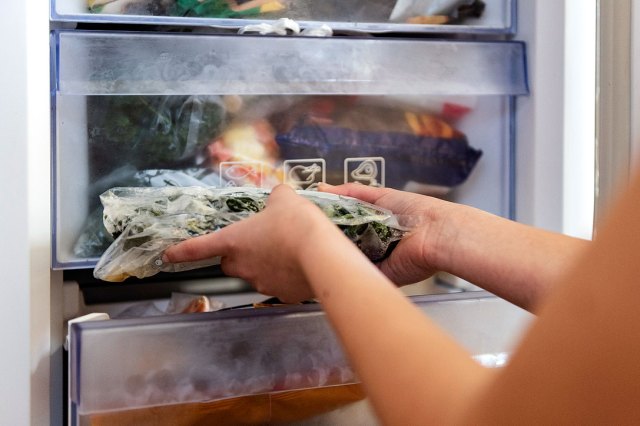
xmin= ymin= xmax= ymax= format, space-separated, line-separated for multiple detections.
xmin=320 ymin=184 xmax=590 ymax=311
xmin=164 ymin=173 xmax=640 ymax=424
xmin=460 ymin=169 xmax=640 ymax=425
xmin=297 ymin=217 xmax=494 ymax=425
xmin=434 ymin=203 xmax=590 ymax=311
xmin=163 ymin=185 xmax=493 ymax=424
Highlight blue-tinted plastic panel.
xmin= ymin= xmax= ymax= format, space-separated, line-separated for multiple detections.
xmin=69 ymin=293 xmax=531 ymax=422
xmin=51 ymin=30 xmax=528 ymax=269
xmin=54 ymin=31 xmax=528 ymax=96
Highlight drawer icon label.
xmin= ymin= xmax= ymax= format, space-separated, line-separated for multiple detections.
xmin=219 ymin=161 xmax=264 ymax=187
xmin=283 ymin=159 xmax=326 ymax=190
xmin=344 ymin=157 xmax=385 ymax=187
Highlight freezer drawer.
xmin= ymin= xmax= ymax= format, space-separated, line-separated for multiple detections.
xmin=69 ymin=293 xmax=531 ymax=425
xmin=51 ymin=0 xmax=515 ymax=35
xmin=51 ymin=31 xmax=528 ymax=269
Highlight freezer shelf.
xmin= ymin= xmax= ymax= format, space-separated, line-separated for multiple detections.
xmin=51 ymin=31 xmax=528 ymax=269
xmin=69 ymin=293 xmax=531 ymax=425
xmin=51 ymin=0 xmax=515 ymax=35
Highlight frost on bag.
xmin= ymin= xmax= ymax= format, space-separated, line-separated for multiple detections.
xmin=93 ymin=187 xmax=410 ymax=282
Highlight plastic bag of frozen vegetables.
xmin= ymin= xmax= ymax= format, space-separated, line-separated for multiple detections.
xmin=87 ymin=95 xmax=227 ymax=177
xmin=93 ymin=186 xmax=411 ymax=282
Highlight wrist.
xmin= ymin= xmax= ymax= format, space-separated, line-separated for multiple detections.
xmin=290 ymin=202 xmax=337 ymax=267
xmin=421 ymin=199 xmax=465 ymax=274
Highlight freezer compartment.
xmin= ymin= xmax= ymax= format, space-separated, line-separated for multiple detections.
xmin=51 ymin=0 xmax=515 ymax=35
xmin=69 ymin=293 xmax=531 ymax=425
xmin=51 ymin=31 xmax=528 ymax=268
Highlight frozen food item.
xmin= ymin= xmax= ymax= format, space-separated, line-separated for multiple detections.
xmin=390 ymin=0 xmax=485 ymax=23
xmin=221 ymin=95 xmax=306 ymax=121
xmin=88 ymin=168 xmax=224 ymax=206
xmin=206 ymin=120 xmax=283 ymax=188
xmin=87 ymin=0 xmax=486 ymax=26
xmin=132 ymin=168 xmax=224 ymax=188
xmin=274 ymin=102 xmax=482 ymax=192
xmin=75 ymin=94 xmax=226 ymax=261
xmin=87 ymin=384 xmax=365 ymax=426
xmin=300 ymin=24 xmax=334 ymax=37
xmin=73 ymin=168 xmax=225 ymax=259
xmin=93 ymin=186 xmax=410 ymax=282
xmin=89 ymin=0 xmax=285 ymax=17
xmin=173 ymin=0 xmax=286 ymax=18
xmin=114 ymin=293 xmax=225 ymax=319
xmin=73 ymin=207 xmax=117 ymax=259
xmin=89 ymin=0 xmax=173 ymax=15
xmin=87 ymin=0 xmax=395 ymax=23
xmin=238 ymin=17 xmax=300 ymax=35
xmin=87 ymin=95 xmax=227 ymax=178
xmin=294 ymin=0 xmax=395 ymax=22
xmin=237 ymin=18 xmax=332 ymax=37
xmin=167 ymin=292 xmax=220 ymax=314
xmin=405 ymin=15 xmax=450 ymax=24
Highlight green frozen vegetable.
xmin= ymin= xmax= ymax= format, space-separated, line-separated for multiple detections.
xmin=94 ymin=187 xmax=410 ymax=281
xmin=87 ymin=96 xmax=226 ymax=179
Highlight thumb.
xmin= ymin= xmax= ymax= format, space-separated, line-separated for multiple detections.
xmin=318 ymin=183 xmax=391 ymax=205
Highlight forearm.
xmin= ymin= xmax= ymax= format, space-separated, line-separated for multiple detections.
xmin=432 ymin=203 xmax=590 ymax=311
xmin=299 ymin=222 xmax=493 ymax=425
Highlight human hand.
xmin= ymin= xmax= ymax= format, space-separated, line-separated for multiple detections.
xmin=162 ymin=184 xmax=339 ymax=302
xmin=318 ymin=183 xmax=452 ymax=285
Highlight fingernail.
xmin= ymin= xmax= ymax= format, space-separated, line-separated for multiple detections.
xmin=161 ymin=254 xmax=170 ymax=264
xmin=318 ymin=183 xmax=334 ymax=189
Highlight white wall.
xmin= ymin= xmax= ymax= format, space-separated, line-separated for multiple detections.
xmin=0 ymin=1 xmax=31 ymax=423
xmin=0 ymin=1 xmax=54 ymax=424
xmin=515 ymin=0 xmax=567 ymax=232
xmin=563 ymin=0 xmax=596 ymax=239
xmin=516 ymin=0 xmax=596 ymax=239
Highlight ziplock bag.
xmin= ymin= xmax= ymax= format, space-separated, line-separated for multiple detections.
xmin=94 ymin=186 xmax=412 ymax=282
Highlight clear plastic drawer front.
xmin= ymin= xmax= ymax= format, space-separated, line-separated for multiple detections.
xmin=51 ymin=0 xmax=516 ymax=35
xmin=51 ymin=31 xmax=528 ymax=269
xmin=69 ymin=294 xmax=531 ymax=424
xmin=53 ymin=32 xmax=527 ymax=96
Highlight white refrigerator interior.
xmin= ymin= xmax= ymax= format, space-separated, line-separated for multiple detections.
xmin=0 ymin=0 xmax=602 ymax=424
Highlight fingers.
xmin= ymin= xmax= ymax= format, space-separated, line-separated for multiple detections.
xmin=318 ymin=182 xmax=392 ymax=205
xmin=163 ymin=228 xmax=231 ymax=264
xmin=164 ymin=185 xmax=299 ymax=265
xmin=267 ymin=183 xmax=297 ymax=205
xmin=219 ymin=256 xmax=240 ymax=278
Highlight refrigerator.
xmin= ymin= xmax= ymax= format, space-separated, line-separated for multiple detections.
xmin=1 ymin=0 xmax=621 ymax=424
